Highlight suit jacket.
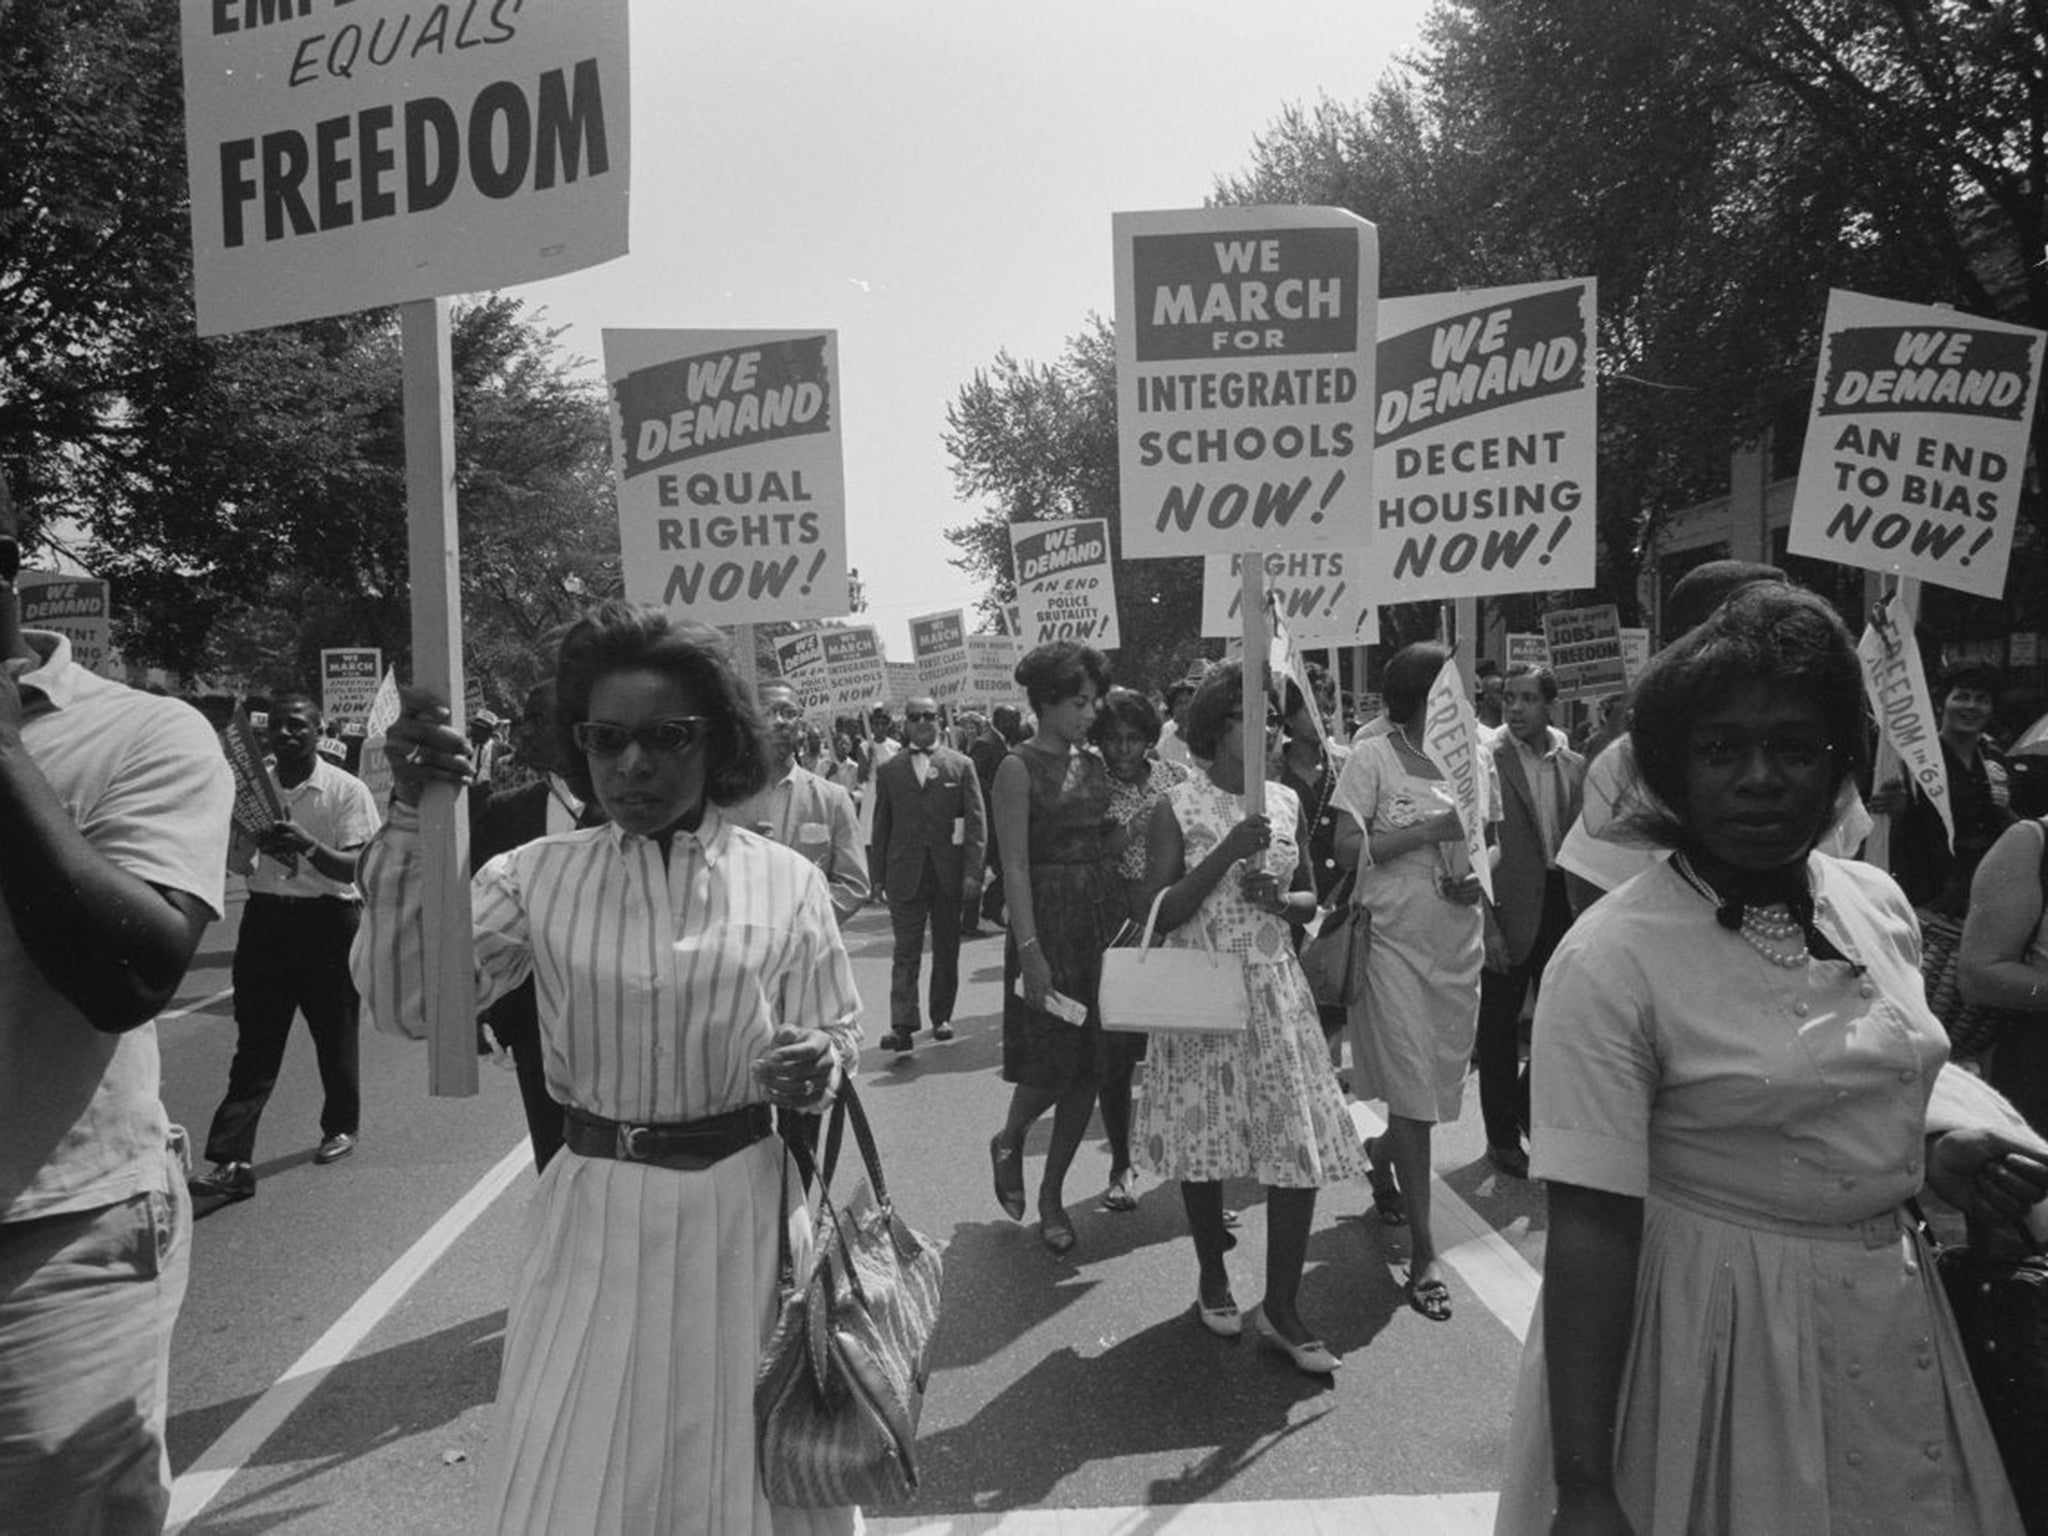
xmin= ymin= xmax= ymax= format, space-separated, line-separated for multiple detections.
xmin=1489 ymin=729 xmax=1586 ymax=966
xmin=732 ymin=763 xmax=870 ymax=922
xmin=871 ymin=744 xmax=987 ymax=903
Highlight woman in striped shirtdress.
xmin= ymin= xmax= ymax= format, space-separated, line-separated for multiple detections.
xmin=355 ymin=603 xmax=864 ymax=1536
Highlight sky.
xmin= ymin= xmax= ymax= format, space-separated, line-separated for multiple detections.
xmin=516 ymin=0 xmax=1436 ymax=659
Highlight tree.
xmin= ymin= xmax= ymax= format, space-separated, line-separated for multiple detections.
xmin=944 ymin=316 xmax=1209 ymax=695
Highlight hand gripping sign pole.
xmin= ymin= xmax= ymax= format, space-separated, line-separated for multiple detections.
xmin=1240 ymin=557 xmax=1268 ymax=820
xmin=401 ymin=300 xmax=477 ymax=1097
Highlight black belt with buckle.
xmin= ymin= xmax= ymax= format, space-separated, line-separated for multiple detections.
xmin=561 ymin=1103 xmax=776 ymax=1171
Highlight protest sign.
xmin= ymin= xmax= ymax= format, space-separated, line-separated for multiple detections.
xmin=910 ymin=610 xmax=971 ymax=702
xmin=1788 ymin=290 xmax=2045 ymax=599
xmin=1011 ymin=519 xmax=1120 ymax=647
xmin=1201 ymin=550 xmax=1379 ymax=645
xmin=822 ymin=626 xmax=886 ymax=713
xmin=1506 ymin=632 xmax=1549 ymax=669
xmin=16 ymin=573 xmax=113 ymax=676
xmin=1360 ymin=279 xmax=1597 ymax=602
xmin=1420 ymin=656 xmax=1492 ymax=903
xmin=967 ymin=633 xmax=1023 ymax=711
xmin=1619 ymin=628 xmax=1650 ymax=685
xmin=358 ymin=668 xmax=401 ymax=804
xmin=1543 ymin=604 xmax=1627 ymax=701
xmin=219 ymin=705 xmax=286 ymax=876
xmin=320 ymin=647 xmax=382 ymax=726
xmin=770 ymin=628 xmax=834 ymax=723
xmin=1114 ymin=206 xmax=1378 ymax=558
xmin=607 ymin=329 xmax=848 ymax=626
xmin=886 ymin=662 xmax=921 ymax=711
xmin=1859 ymin=601 xmax=1952 ymax=852
xmin=180 ymin=0 xmax=629 ymax=337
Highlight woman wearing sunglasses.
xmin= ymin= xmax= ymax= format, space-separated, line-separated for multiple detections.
xmin=355 ymin=602 xmax=862 ymax=1536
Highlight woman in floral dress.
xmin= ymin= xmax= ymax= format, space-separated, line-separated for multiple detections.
xmin=1136 ymin=662 xmax=1367 ymax=1374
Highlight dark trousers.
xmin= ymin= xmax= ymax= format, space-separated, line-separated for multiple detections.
xmin=981 ymin=830 xmax=1005 ymax=923
xmin=204 ymin=895 xmax=361 ymax=1165
xmin=483 ymin=983 xmax=565 ymax=1173
xmin=1476 ymin=870 xmax=1572 ymax=1150
xmin=889 ymin=857 xmax=963 ymax=1032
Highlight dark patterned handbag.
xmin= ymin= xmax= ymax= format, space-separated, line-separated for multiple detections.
xmin=1931 ymin=1221 xmax=2048 ymax=1534
xmin=756 ymin=1082 xmax=945 ymax=1507
xmin=1298 ymin=871 xmax=1365 ymax=1011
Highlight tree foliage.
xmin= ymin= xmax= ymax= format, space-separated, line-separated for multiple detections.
xmin=944 ymin=316 xmax=1209 ymax=694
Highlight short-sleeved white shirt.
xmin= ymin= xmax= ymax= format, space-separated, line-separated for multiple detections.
xmin=245 ymin=754 xmax=380 ymax=900
xmin=0 ymin=633 xmax=233 ymax=1219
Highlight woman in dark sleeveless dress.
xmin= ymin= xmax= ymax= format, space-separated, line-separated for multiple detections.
xmin=988 ymin=641 xmax=1114 ymax=1254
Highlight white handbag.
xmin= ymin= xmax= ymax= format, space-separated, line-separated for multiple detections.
xmin=1098 ymin=888 xmax=1249 ymax=1035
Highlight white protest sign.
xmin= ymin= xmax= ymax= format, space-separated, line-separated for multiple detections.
xmin=886 ymin=662 xmax=921 ymax=711
xmin=180 ymin=0 xmax=628 ymax=337
xmin=1619 ymin=628 xmax=1650 ymax=685
xmin=1202 ymin=550 xmax=1379 ymax=645
xmin=770 ymin=629 xmax=834 ymax=724
xmin=16 ymin=573 xmax=113 ymax=676
xmin=1114 ymin=205 xmax=1378 ymax=557
xmin=359 ymin=667 xmax=401 ymax=804
xmin=1543 ymin=604 xmax=1628 ymax=702
xmin=607 ymin=329 xmax=849 ymax=625
xmin=320 ymin=647 xmax=382 ymax=726
xmin=1420 ymin=656 xmax=1492 ymax=903
xmin=1360 ymin=279 xmax=1598 ymax=602
xmin=822 ymin=626 xmax=886 ymax=712
xmin=910 ymin=609 xmax=971 ymax=702
xmin=1860 ymin=600 xmax=1953 ymax=852
xmin=967 ymin=633 xmax=1023 ymax=711
xmin=1011 ymin=519 xmax=1120 ymax=647
xmin=1788 ymin=290 xmax=2044 ymax=599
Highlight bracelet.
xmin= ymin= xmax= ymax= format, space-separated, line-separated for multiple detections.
xmin=1020 ymin=936 xmax=1040 ymax=951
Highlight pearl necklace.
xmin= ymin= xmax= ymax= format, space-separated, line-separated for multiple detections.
xmin=1670 ymin=853 xmax=1810 ymax=968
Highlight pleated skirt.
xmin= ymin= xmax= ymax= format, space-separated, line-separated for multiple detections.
xmin=485 ymin=1140 xmax=859 ymax=1536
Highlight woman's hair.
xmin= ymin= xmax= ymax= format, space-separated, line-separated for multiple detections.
xmin=1627 ymin=584 xmax=1866 ymax=845
xmin=1182 ymin=660 xmax=1282 ymax=761
xmin=1014 ymin=640 xmax=1110 ymax=714
xmin=552 ymin=600 xmax=772 ymax=807
xmin=1090 ymin=687 xmax=1163 ymax=748
xmin=1380 ymin=641 xmax=1451 ymax=725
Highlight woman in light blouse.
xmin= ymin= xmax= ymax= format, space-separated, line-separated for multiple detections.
xmin=356 ymin=603 xmax=862 ymax=1536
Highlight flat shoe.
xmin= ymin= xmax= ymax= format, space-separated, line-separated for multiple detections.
xmin=1404 ymin=1273 xmax=1453 ymax=1323
xmin=931 ymin=1022 xmax=956 ymax=1042
xmin=1249 ymin=1305 xmax=1340 ymax=1374
xmin=1195 ymin=1293 xmax=1242 ymax=1338
xmin=1485 ymin=1143 xmax=1530 ymax=1180
xmin=1100 ymin=1176 xmax=1138 ymax=1213
xmin=1365 ymin=1136 xmax=1408 ymax=1225
xmin=1039 ymin=1207 xmax=1077 ymax=1254
xmin=989 ymin=1134 xmax=1026 ymax=1221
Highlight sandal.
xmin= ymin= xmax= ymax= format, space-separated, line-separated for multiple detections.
xmin=1100 ymin=1173 xmax=1138 ymax=1213
xmin=1404 ymin=1272 xmax=1453 ymax=1323
xmin=990 ymin=1133 xmax=1025 ymax=1221
xmin=1364 ymin=1136 xmax=1407 ymax=1226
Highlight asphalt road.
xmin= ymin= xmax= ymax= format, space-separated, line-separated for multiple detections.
xmin=155 ymin=882 xmax=1552 ymax=1533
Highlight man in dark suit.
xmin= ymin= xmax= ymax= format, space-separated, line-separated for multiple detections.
xmin=1477 ymin=662 xmax=1585 ymax=1178
xmin=470 ymin=681 xmax=600 ymax=1171
xmin=872 ymin=695 xmax=987 ymax=1054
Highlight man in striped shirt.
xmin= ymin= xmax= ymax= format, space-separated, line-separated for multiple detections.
xmin=733 ymin=680 xmax=869 ymax=924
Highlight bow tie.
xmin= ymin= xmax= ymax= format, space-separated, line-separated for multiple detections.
xmin=909 ymin=747 xmax=932 ymax=757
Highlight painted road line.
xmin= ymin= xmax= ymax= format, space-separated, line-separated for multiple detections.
xmin=157 ymin=986 xmax=236 ymax=1023
xmin=868 ymin=1491 xmax=1499 ymax=1534
xmin=164 ymin=1141 xmax=531 ymax=1533
xmin=1349 ymin=1103 xmax=1540 ymax=1343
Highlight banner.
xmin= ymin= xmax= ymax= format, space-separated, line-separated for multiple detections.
xmin=1788 ymin=290 xmax=2045 ymax=598
xmin=1361 ymin=279 xmax=1598 ymax=602
xmin=821 ymin=626 xmax=886 ymax=713
xmin=180 ymin=0 xmax=629 ymax=337
xmin=1860 ymin=597 xmax=1953 ymax=852
xmin=1202 ymin=550 xmax=1378 ymax=645
xmin=1543 ymin=604 xmax=1627 ymax=701
xmin=320 ymin=647 xmax=382 ymax=726
xmin=967 ymin=633 xmax=1024 ymax=711
xmin=1420 ymin=656 xmax=1492 ymax=903
xmin=770 ymin=629 xmax=835 ymax=724
xmin=608 ymin=329 xmax=849 ymax=625
xmin=1114 ymin=205 xmax=1378 ymax=557
xmin=1011 ymin=519 xmax=1120 ymax=647
xmin=16 ymin=573 xmax=113 ymax=676
xmin=909 ymin=609 xmax=971 ymax=702
xmin=358 ymin=668 xmax=401 ymax=804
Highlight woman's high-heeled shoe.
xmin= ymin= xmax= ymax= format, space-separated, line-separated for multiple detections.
xmin=989 ymin=1133 xmax=1025 ymax=1221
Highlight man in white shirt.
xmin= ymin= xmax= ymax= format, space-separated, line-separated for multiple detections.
xmin=190 ymin=693 xmax=380 ymax=1200
xmin=735 ymin=681 xmax=869 ymax=924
